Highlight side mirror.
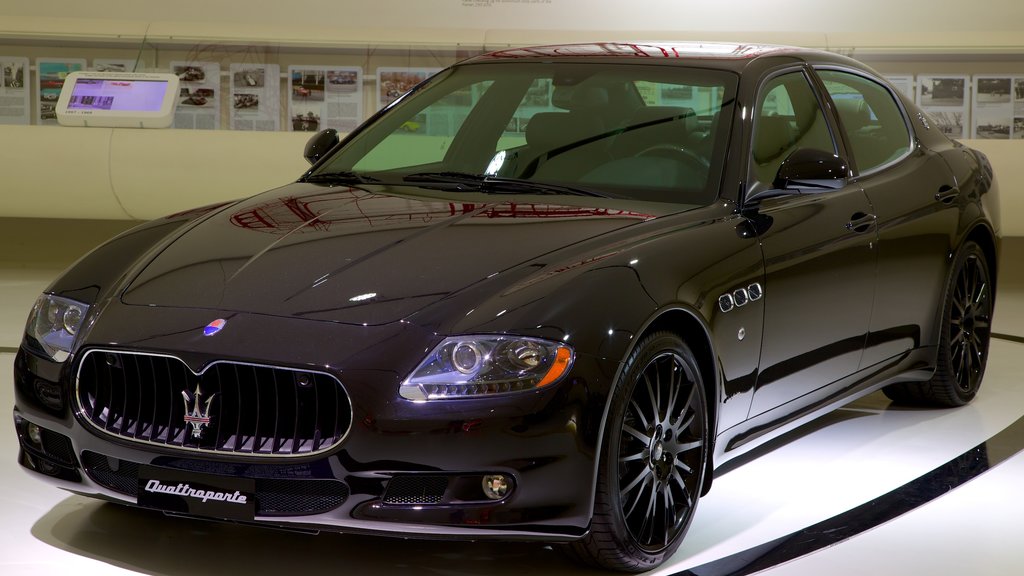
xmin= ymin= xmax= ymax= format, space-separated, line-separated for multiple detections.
xmin=303 ymin=128 xmax=340 ymax=165
xmin=772 ymin=148 xmax=848 ymax=191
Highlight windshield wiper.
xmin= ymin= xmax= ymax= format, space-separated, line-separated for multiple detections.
xmin=403 ymin=172 xmax=609 ymax=198
xmin=304 ymin=171 xmax=380 ymax=184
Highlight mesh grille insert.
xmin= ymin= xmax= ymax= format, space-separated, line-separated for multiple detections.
xmin=40 ymin=428 xmax=76 ymax=467
xmin=82 ymin=451 xmax=140 ymax=496
xmin=383 ymin=475 xmax=449 ymax=504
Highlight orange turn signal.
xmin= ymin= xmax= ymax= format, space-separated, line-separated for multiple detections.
xmin=537 ymin=346 xmax=573 ymax=388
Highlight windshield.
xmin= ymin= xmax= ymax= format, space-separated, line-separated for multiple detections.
xmin=313 ymin=61 xmax=737 ymax=205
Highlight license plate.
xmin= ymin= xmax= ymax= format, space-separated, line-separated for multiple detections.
xmin=137 ymin=464 xmax=256 ymax=521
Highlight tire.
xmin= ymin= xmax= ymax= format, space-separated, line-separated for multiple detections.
xmin=883 ymin=241 xmax=993 ymax=406
xmin=568 ymin=332 xmax=708 ymax=572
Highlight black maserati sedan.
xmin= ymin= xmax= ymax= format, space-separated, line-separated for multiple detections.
xmin=13 ymin=42 xmax=999 ymax=572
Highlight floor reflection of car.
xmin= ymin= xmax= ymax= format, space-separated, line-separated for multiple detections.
xmin=13 ymin=42 xmax=1000 ymax=573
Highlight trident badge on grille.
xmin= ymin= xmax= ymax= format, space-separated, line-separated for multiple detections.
xmin=182 ymin=385 xmax=217 ymax=440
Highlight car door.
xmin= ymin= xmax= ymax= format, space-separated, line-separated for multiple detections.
xmin=745 ymin=68 xmax=878 ymax=417
xmin=816 ymin=68 xmax=961 ymax=369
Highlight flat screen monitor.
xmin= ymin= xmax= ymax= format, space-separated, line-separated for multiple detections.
xmin=56 ymin=71 xmax=180 ymax=128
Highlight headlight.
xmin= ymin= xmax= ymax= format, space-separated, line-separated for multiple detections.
xmin=400 ymin=335 xmax=574 ymax=401
xmin=26 ymin=294 xmax=90 ymax=362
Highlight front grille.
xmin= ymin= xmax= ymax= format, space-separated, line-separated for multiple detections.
xmin=383 ymin=475 xmax=449 ymax=504
xmin=76 ymin=350 xmax=352 ymax=457
xmin=81 ymin=451 xmax=348 ymax=516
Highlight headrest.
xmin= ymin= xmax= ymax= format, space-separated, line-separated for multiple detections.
xmin=526 ymin=112 xmax=605 ymax=150
xmin=552 ymin=85 xmax=610 ymax=110
xmin=833 ymin=97 xmax=870 ymax=131
xmin=752 ymin=115 xmax=795 ymax=164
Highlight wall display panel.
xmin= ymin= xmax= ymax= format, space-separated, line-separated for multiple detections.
xmin=377 ymin=67 xmax=442 ymax=110
xmin=92 ymin=59 xmax=137 ymax=73
xmin=54 ymin=71 xmax=179 ymax=128
xmin=917 ymin=74 xmax=970 ymax=139
xmin=287 ymin=66 xmax=363 ymax=133
xmin=884 ymin=75 xmax=914 ymax=100
xmin=971 ymin=75 xmax=1024 ymax=139
xmin=171 ymin=61 xmax=221 ymax=130
xmin=229 ymin=63 xmax=280 ymax=131
xmin=36 ymin=58 xmax=86 ymax=125
xmin=0 ymin=56 xmax=29 ymax=125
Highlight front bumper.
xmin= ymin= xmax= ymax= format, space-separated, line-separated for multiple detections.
xmin=12 ymin=309 xmax=616 ymax=541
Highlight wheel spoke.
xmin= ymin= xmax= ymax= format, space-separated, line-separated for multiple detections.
xmin=963 ymin=339 xmax=975 ymax=388
xmin=637 ymin=480 xmax=659 ymax=544
xmin=622 ymin=423 xmax=650 ymax=445
xmin=665 ymin=378 xmax=680 ymax=425
xmin=974 ymin=280 xmax=988 ymax=305
xmin=653 ymin=363 xmax=663 ymax=422
xmin=673 ymin=457 xmax=694 ymax=475
xmin=670 ymin=468 xmax=694 ymax=509
xmin=642 ymin=372 xmax=659 ymax=427
xmin=629 ymin=398 xmax=650 ymax=432
xmin=663 ymin=483 xmax=678 ymax=531
xmin=675 ymin=439 xmax=702 ymax=454
xmin=956 ymin=339 xmax=968 ymax=386
xmin=619 ymin=450 xmax=646 ymax=464
xmin=621 ymin=467 xmax=653 ymax=515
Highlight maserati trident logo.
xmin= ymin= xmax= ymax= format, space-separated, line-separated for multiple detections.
xmin=182 ymin=385 xmax=216 ymax=440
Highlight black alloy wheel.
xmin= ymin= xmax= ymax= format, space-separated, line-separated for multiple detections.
xmin=884 ymin=241 xmax=993 ymax=406
xmin=946 ymin=245 xmax=992 ymax=397
xmin=568 ymin=332 xmax=708 ymax=572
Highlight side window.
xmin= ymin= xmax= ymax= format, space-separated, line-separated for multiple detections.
xmin=751 ymin=72 xmax=836 ymax=189
xmin=818 ymin=70 xmax=912 ymax=173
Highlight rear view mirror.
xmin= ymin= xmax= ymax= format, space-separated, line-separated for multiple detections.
xmin=773 ymin=148 xmax=848 ymax=190
xmin=304 ymin=128 xmax=340 ymax=165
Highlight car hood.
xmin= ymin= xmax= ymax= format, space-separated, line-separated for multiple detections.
xmin=121 ymin=183 xmax=662 ymax=325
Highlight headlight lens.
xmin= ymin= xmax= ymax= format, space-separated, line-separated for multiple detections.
xmin=400 ymin=335 xmax=574 ymax=401
xmin=27 ymin=294 xmax=90 ymax=362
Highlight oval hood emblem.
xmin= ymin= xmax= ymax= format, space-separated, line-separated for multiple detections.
xmin=203 ymin=319 xmax=227 ymax=336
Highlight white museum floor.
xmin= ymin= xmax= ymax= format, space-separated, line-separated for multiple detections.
xmin=2 ymin=230 xmax=1023 ymax=576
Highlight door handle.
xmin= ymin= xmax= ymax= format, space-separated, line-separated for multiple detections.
xmin=846 ymin=212 xmax=876 ymax=234
xmin=935 ymin=185 xmax=960 ymax=204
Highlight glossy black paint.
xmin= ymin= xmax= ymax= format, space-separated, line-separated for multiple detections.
xmin=13 ymin=43 xmax=999 ymax=544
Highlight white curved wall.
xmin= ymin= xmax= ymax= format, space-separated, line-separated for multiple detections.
xmin=0 ymin=125 xmax=1018 ymax=235
xmin=1 ymin=126 xmax=310 ymax=220
xmin=1 ymin=1 xmax=1021 ymax=230
xmin=2 ymin=0 xmax=1022 ymax=34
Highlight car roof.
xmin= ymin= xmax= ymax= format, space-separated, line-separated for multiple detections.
xmin=461 ymin=42 xmax=857 ymax=73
